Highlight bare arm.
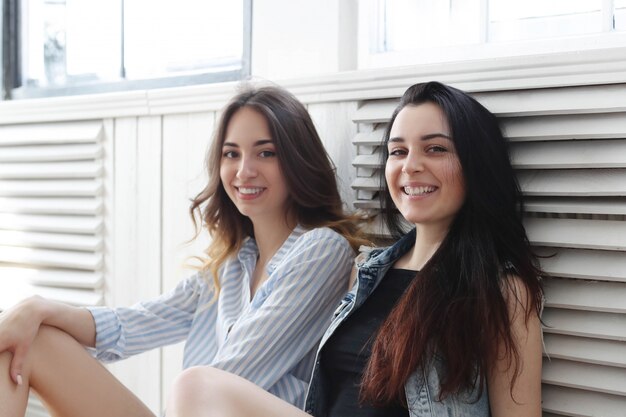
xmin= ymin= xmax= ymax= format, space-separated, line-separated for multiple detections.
xmin=35 ymin=296 xmax=97 ymax=347
xmin=488 ymin=277 xmax=543 ymax=417
xmin=0 ymin=295 xmax=96 ymax=384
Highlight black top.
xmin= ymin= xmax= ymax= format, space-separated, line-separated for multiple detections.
xmin=320 ymin=268 xmax=417 ymax=417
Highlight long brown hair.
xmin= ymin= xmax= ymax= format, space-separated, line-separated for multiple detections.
xmin=361 ymin=82 xmax=544 ymax=404
xmin=190 ymin=85 xmax=367 ymax=295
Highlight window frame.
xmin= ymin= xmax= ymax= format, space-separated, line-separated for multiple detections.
xmin=1 ymin=0 xmax=252 ymax=100
xmin=358 ymin=0 xmax=626 ymax=71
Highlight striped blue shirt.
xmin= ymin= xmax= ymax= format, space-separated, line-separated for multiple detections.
xmin=87 ymin=225 xmax=353 ymax=407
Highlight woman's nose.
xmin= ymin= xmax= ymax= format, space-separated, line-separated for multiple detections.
xmin=401 ymin=151 xmax=424 ymax=174
xmin=236 ymin=156 xmax=257 ymax=179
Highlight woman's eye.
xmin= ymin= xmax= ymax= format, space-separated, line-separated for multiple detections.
xmin=427 ymin=145 xmax=447 ymax=153
xmin=222 ymin=150 xmax=238 ymax=158
xmin=388 ymin=148 xmax=407 ymax=156
xmin=259 ymin=150 xmax=276 ymax=158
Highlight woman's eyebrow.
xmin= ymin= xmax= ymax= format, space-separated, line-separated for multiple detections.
xmin=421 ymin=133 xmax=452 ymax=141
xmin=222 ymin=139 xmax=273 ymax=148
xmin=388 ymin=133 xmax=451 ymax=143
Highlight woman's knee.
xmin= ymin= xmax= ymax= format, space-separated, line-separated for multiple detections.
xmin=168 ymin=367 xmax=243 ymax=417
xmin=170 ymin=366 xmax=220 ymax=404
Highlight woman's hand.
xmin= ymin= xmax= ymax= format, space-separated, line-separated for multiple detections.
xmin=0 ymin=295 xmax=47 ymax=385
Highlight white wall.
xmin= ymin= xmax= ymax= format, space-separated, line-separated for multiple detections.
xmin=251 ymin=0 xmax=358 ymax=79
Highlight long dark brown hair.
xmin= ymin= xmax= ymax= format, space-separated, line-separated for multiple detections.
xmin=361 ymin=82 xmax=544 ymax=404
xmin=190 ymin=85 xmax=367 ymax=294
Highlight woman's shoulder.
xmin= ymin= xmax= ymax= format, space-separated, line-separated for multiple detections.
xmin=296 ymin=225 xmax=352 ymax=249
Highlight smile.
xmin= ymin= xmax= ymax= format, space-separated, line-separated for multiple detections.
xmin=403 ymin=186 xmax=437 ymax=196
xmin=236 ymin=186 xmax=265 ymax=195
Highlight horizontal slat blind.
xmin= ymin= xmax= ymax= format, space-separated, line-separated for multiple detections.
xmin=350 ymin=84 xmax=626 ymax=414
xmin=0 ymin=121 xmax=105 ymax=310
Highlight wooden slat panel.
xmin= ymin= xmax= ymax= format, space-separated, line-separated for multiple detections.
xmin=542 ymin=308 xmax=626 ymax=341
xmin=0 ymin=144 xmax=102 ymax=162
xmin=353 ymin=154 xmax=380 ymax=168
xmin=0 ymin=121 xmax=102 ymax=146
xmin=354 ymin=200 xmax=380 ymax=209
xmin=542 ymin=385 xmax=626 ymax=417
xmin=525 ymin=218 xmax=626 ymax=250
xmin=352 ymin=176 xmax=380 ymax=191
xmin=543 ymin=334 xmax=626 ymax=368
xmin=0 ymin=180 xmax=103 ymax=197
xmin=0 ymin=161 xmax=102 ymax=179
xmin=0 ymin=246 xmax=102 ymax=270
xmin=31 ymin=286 xmax=103 ymax=306
xmin=0 ymin=197 xmax=102 ymax=215
xmin=0 ymin=266 xmax=102 ymax=289
xmin=475 ymin=84 xmax=626 ymax=117
xmin=353 ymin=126 xmax=386 ymax=145
xmin=542 ymin=358 xmax=626 ymax=396
xmin=0 ymin=214 xmax=102 ymax=234
xmin=502 ymin=113 xmax=626 ymax=141
xmin=25 ymin=395 xmax=49 ymax=417
xmin=518 ymin=169 xmax=626 ymax=196
xmin=0 ymin=280 xmax=103 ymax=308
xmin=529 ymin=218 xmax=626 ymax=250
xmin=524 ymin=197 xmax=626 ymax=216
xmin=0 ymin=230 xmax=102 ymax=251
xmin=544 ymin=278 xmax=626 ymax=313
xmin=352 ymin=100 xmax=397 ymax=123
xmin=510 ymin=140 xmax=626 ymax=169
xmin=536 ymin=247 xmax=626 ymax=282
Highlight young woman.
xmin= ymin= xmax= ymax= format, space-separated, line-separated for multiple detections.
xmin=0 ymin=86 xmax=366 ymax=417
xmin=165 ymin=81 xmax=544 ymax=417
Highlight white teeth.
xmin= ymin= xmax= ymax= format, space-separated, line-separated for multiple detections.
xmin=403 ymin=186 xmax=436 ymax=196
xmin=238 ymin=187 xmax=263 ymax=195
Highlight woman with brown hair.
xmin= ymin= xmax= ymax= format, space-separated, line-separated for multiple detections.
xmin=0 ymin=85 xmax=366 ymax=417
xmin=166 ymin=81 xmax=544 ymax=417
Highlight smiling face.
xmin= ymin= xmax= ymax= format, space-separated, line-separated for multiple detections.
xmin=385 ymin=102 xmax=466 ymax=232
xmin=219 ymin=107 xmax=291 ymax=228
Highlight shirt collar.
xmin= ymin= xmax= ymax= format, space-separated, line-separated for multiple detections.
xmin=237 ymin=224 xmax=307 ymax=275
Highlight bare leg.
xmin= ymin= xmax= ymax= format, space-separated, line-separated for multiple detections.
xmin=0 ymin=325 xmax=155 ymax=417
xmin=0 ymin=351 xmax=30 ymax=417
xmin=167 ymin=366 xmax=310 ymax=417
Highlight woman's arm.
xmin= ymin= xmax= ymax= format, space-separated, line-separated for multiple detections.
xmin=86 ymin=275 xmax=203 ymax=362
xmin=488 ymin=276 xmax=543 ymax=417
xmin=0 ymin=295 xmax=96 ymax=384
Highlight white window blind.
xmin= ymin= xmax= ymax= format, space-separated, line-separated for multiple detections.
xmin=0 ymin=120 xmax=105 ymax=417
xmin=351 ymin=84 xmax=626 ymax=416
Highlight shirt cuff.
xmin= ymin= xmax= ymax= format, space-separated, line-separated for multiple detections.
xmin=84 ymin=306 xmax=124 ymax=361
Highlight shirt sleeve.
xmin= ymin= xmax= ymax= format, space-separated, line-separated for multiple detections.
xmin=209 ymin=228 xmax=354 ymax=391
xmin=86 ymin=274 xmax=207 ymax=362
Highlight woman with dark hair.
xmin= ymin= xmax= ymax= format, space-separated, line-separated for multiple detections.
xmin=165 ymin=81 xmax=544 ymax=417
xmin=0 ymin=85 xmax=367 ymax=417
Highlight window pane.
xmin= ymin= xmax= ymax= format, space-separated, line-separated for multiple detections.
xmin=616 ymin=0 xmax=626 ymax=31
xmin=123 ymin=0 xmax=243 ymax=79
xmin=383 ymin=0 xmax=483 ymax=52
xmin=17 ymin=0 xmax=246 ymax=95
xmin=488 ymin=0 xmax=603 ymax=42
xmin=21 ymin=0 xmax=121 ymax=88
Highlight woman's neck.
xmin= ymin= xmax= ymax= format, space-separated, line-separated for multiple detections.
xmin=252 ymin=217 xmax=295 ymax=265
xmin=249 ymin=218 xmax=295 ymax=297
xmin=395 ymin=223 xmax=448 ymax=271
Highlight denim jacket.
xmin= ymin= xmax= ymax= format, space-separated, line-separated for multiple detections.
xmin=304 ymin=229 xmax=490 ymax=417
